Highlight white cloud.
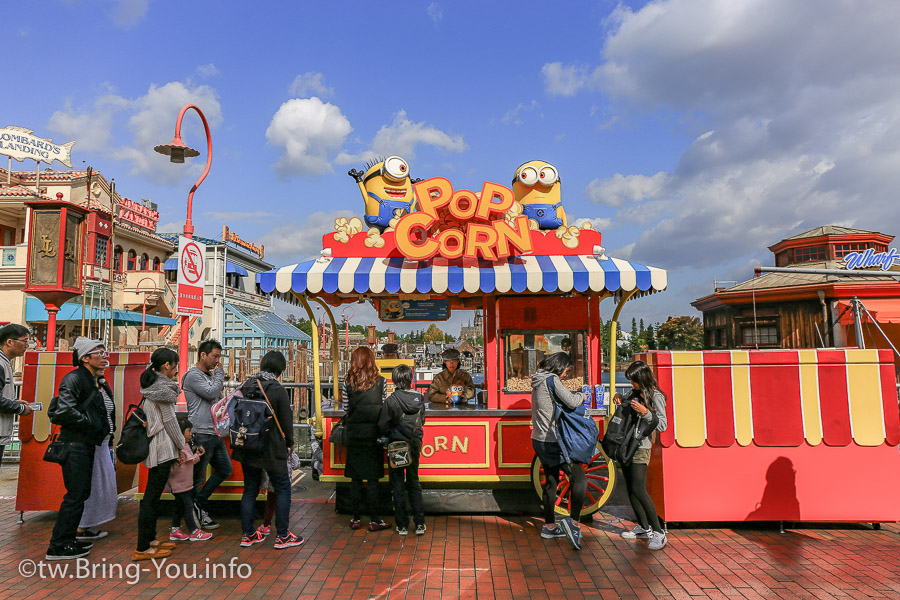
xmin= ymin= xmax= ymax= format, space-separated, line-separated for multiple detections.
xmin=195 ymin=64 xmax=220 ymax=79
xmin=156 ymin=221 xmax=183 ymax=233
xmin=585 ymin=172 xmax=667 ymax=207
xmin=47 ymin=81 xmax=222 ymax=184
xmin=336 ymin=110 xmax=465 ymax=165
xmin=501 ymin=101 xmax=541 ymax=126
xmin=289 ymin=72 xmax=334 ymax=98
xmin=109 ymin=0 xmax=149 ymax=28
xmin=261 ymin=209 xmax=357 ymax=264
xmin=574 ymin=217 xmax=614 ymax=231
xmin=541 ymin=62 xmax=591 ymax=97
xmin=266 ymin=98 xmax=352 ymax=177
xmin=560 ymin=0 xmax=900 ymax=273
xmin=427 ymin=2 xmax=443 ymax=23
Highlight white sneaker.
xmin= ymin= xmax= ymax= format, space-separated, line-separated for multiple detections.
xmin=621 ymin=524 xmax=651 ymax=539
xmin=648 ymin=530 xmax=667 ymax=550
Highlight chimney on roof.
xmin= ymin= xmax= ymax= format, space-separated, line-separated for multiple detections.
xmin=141 ymin=198 xmax=157 ymax=211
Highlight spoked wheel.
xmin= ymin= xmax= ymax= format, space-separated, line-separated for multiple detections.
xmin=530 ymin=447 xmax=616 ymax=517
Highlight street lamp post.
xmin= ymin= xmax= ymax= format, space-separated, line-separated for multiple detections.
xmin=154 ymin=104 xmax=212 ymax=376
xmin=135 ymin=277 xmax=159 ymax=333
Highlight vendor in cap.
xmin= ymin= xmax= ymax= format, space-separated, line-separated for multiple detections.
xmin=428 ymin=348 xmax=476 ymax=405
xmin=381 ymin=343 xmax=400 ymax=359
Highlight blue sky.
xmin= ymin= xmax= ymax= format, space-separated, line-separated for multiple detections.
xmin=5 ymin=0 xmax=900 ymax=335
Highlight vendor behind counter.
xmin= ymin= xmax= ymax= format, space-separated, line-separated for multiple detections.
xmin=428 ymin=348 xmax=476 ymax=406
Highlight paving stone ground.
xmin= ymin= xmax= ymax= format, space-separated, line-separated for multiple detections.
xmin=1 ymin=485 xmax=898 ymax=599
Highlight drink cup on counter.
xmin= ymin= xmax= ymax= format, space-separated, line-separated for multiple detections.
xmin=594 ymin=384 xmax=607 ymax=412
xmin=582 ymin=385 xmax=592 ymax=410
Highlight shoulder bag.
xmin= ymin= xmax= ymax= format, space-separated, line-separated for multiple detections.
xmin=547 ymin=377 xmax=600 ymax=465
xmin=115 ymin=399 xmax=151 ymax=465
xmin=43 ymin=424 xmax=69 ymax=464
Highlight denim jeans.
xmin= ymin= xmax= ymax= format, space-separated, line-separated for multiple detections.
xmin=137 ymin=460 xmax=174 ymax=551
xmin=389 ymin=450 xmax=424 ymax=528
xmin=48 ymin=442 xmax=95 ymax=552
xmin=192 ymin=434 xmax=233 ymax=507
xmin=240 ymin=465 xmax=291 ymax=538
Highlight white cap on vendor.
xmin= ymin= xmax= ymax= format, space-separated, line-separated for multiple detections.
xmin=74 ymin=337 xmax=104 ymax=362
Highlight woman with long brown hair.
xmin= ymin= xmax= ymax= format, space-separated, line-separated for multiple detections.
xmin=344 ymin=346 xmax=390 ymax=531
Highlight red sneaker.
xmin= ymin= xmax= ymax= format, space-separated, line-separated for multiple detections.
xmin=273 ymin=531 xmax=304 ymax=549
xmin=257 ymin=525 xmax=271 ymax=537
xmin=367 ymin=520 xmax=391 ymax=532
xmin=189 ymin=529 xmax=213 ymax=542
xmin=240 ymin=530 xmax=266 ymax=547
xmin=169 ymin=528 xmax=190 ymax=541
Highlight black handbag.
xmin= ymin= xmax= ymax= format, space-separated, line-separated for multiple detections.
xmin=43 ymin=429 xmax=69 ymax=464
xmin=328 ymin=415 xmax=348 ymax=447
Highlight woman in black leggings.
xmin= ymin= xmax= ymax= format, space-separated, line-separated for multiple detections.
xmin=613 ymin=360 xmax=668 ymax=550
xmin=530 ymin=352 xmax=589 ymax=550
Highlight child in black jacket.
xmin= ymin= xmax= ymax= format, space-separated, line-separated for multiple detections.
xmin=378 ymin=364 xmax=426 ymax=535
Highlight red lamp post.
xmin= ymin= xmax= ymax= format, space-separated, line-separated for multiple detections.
xmin=154 ymin=104 xmax=212 ymax=376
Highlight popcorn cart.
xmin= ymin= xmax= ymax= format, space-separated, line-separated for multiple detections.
xmin=259 ymin=167 xmax=669 ymax=515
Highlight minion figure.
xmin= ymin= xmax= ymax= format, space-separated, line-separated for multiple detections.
xmin=512 ymin=160 xmax=567 ymax=230
xmin=348 ymin=156 xmax=416 ymax=231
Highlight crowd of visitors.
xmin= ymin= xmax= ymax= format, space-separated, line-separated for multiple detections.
xmin=0 ymin=331 xmax=666 ymax=561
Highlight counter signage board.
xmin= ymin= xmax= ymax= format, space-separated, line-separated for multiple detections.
xmin=379 ymin=299 xmax=450 ymax=322
xmin=176 ymin=236 xmax=205 ymax=316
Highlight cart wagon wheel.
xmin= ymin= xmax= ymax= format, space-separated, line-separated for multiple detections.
xmin=530 ymin=447 xmax=616 ymax=518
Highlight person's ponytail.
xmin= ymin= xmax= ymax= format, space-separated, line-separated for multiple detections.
xmin=140 ymin=348 xmax=179 ymax=389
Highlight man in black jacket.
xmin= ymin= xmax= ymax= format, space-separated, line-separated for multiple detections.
xmin=46 ymin=338 xmax=114 ymax=561
xmin=0 ymin=324 xmax=33 ymax=465
xmin=378 ymin=364 xmax=427 ymax=535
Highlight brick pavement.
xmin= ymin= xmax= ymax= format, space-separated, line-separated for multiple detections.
xmin=0 ymin=496 xmax=898 ymax=599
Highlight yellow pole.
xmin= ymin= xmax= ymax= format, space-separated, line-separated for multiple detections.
xmin=295 ymin=294 xmax=323 ymax=437
xmin=309 ymin=297 xmax=341 ymax=406
xmin=609 ymin=289 xmax=638 ymax=399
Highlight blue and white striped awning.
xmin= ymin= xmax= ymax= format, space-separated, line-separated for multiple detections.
xmin=258 ymin=255 xmax=666 ymax=296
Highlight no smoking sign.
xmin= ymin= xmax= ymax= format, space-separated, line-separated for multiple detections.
xmin=177 ymin=237 xmax=206 ymax=316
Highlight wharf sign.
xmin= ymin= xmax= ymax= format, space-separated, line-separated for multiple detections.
xmin=222 ymin=225 xmax=264 ymax=259
xmin=842 ymin=248 xmax=899 ymax=271
xmin=176 ymin=236 xmax=206 ymax=316
xmin=117 ymin=198 xmax=159 ymax=232
xmin=0 ymin=126 xmax=74 ymax=167
xmin=394 ymin=177 xmax=532 ymax=261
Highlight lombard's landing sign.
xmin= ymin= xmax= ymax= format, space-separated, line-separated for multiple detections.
xmin=0 ymin=126 xmax=74 ymax=167
xmin=842 ymin=248 xmax=899 ymax=271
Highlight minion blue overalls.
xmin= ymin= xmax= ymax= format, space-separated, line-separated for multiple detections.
xmin=522 ymin=203 xmax=563 ymax=229
xmin=365 ymin=192 xmax=413 ymax=230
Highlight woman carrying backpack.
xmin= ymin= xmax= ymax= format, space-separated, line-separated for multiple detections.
xmin=232 ymin=351 xmax=303 ymax=550
xmin=531 ymin=352 xmax=588 ymax=551
xmin=134 ymin=348 xmax=183 ymax=561
xmin=378 ymin=364 xmax=426 ymax=536
xmin=612 ymin=360 xmax=668 ymax=550
xmin=344 ymin=346 xmax=390 ymax=532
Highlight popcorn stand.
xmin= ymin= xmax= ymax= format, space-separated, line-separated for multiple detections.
xmin=259 ymin=159 xmax=669 ymax=515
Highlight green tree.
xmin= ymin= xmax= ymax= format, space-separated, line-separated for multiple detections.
xmin=292 ymin=317 xmax=312 ymax=337
xmin=656 ymin=316 xmax=704 ymax=350
xmin=645 ymin=323 xmax=657 ymax=350
xmin=630 ymin=317 xmax=640 ymax=355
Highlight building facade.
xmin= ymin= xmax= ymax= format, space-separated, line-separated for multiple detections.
xmin=692 ymin=226 xmax=900 ymax=352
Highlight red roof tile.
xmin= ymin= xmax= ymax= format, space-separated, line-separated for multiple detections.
xmin=0 ymin=185 xmax=51 ymax=200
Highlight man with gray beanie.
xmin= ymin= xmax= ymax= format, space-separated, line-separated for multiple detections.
xmin=46 ymin=337 xmax=114 ymax=560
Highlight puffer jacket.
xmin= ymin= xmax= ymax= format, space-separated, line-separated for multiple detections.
xmin=530 ymin=370 xmax=584 ymax=443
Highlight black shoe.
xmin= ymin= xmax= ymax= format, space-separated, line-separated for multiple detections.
xmin=76 ymin=528 xmax=108 ymax=541
xmin=73 ymin=540 xmax=93 ymax=550
xmin=46 ymin=544 xmax=91 ymax=560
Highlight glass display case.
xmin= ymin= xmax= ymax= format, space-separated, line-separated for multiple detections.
xmin=503 ymin=330 xmax=586 ymax=393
